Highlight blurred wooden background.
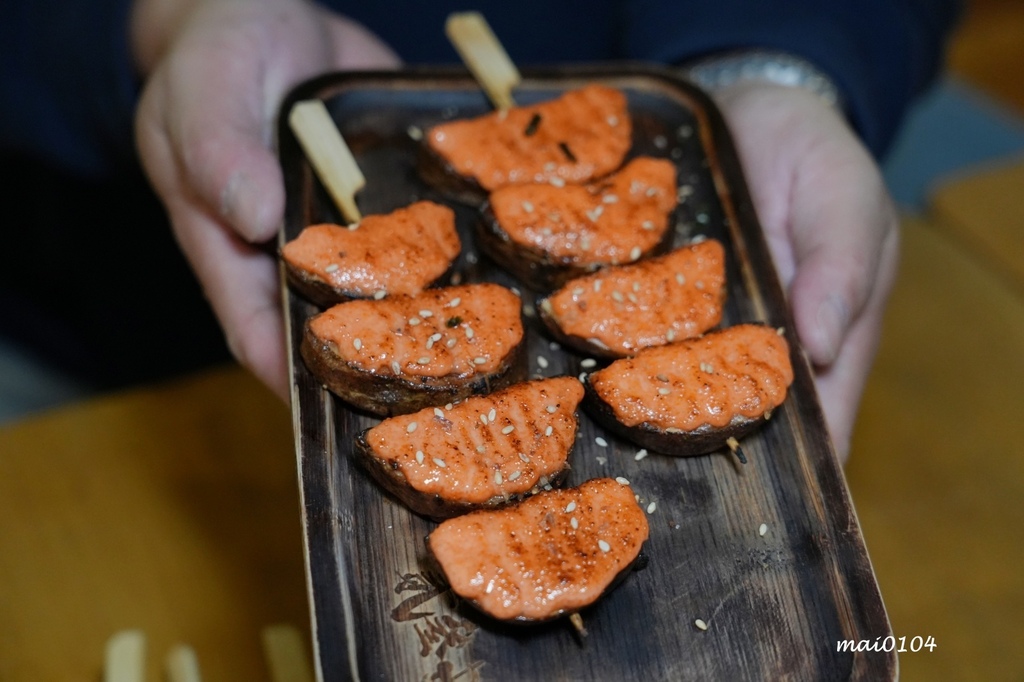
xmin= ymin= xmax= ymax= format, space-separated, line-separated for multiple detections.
xmin=948 ymin=0 xmax=1024 ymax=115
xmin=845 ymin=1 xmax=1024 ymax=681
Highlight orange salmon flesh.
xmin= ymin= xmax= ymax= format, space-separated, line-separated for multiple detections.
xmin=364 ymin=376 xmax=584 ymax=506
xmin=281 ymin=201 xmax=460 ymax=297
xmin=488 ymin=157 xmax=678 ymax=267
xmin=543 ymin=238 xmax=726 ymax=355
xmin=427 ymin=85 xmax=631 ymax=191
xmin=588 ymin=324 xmax=794 ymax=431
xmin=428 ymin=477 xmax=649 ymax=621
xmin=306 ymin=283 xmax=523 ymax=379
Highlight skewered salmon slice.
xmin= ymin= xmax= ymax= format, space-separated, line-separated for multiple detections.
xmin=356 ymin=376 xmax=584 ymax=519
xmin=281 ymin=201 xmax=461 ymax=307
xmin=539 ymin=238 xmax=726 ymax=357
xmin=301 ymin=283 xmax=526 ymax=416
xmin=479 ymin=157 xmax=679 ymax=289
xmin=420 ymin=85 xmax=632 ymax=204
xmin=428 ymin=477 xmax=649 ymax=622
xmin=584 ymin=324 xmax=793 ymax=456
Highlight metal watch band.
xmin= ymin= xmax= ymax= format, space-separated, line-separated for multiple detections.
xmin=683 ymin=50 xmax=844 ymax=111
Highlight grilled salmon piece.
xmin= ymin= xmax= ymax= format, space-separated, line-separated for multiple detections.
xmin=478 ymin=157 xmax=679 ymax=290
xmin=281 ymin=201 xmax=461 ymax=307
xmin=419 ymin=85 xmax=632 ymax=204
xmin=301 ymin=283 xmax=526 ymax=416
xmin=539 ymin=238 xmax=726 ymax=357
xmin=584 ymin=324 xmax=793 ymax=456
xmin=355 ymin=376 xmax=584 ymax=519
xmin=428 ymin=477 xmax=649 ymax=622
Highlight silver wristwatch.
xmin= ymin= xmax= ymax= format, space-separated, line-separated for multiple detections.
xmin=684 ymin=50 xmax=844 ymax=111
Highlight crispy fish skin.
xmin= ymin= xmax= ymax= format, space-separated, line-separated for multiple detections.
xmin=301 ymin=283 xmax=526 ymax=416
xmin=356 ymin=376 xmax=584 ymax=519
xmin=539 ymin=238 xmax=726 ymax=358
xmin=427 ymin=477 xmax=649 ymax=622
xmin=420 ymin=85 xmax=632 ymax=204
xmin=584 ymin=324 xmax=793 ymax=456
xmin=281 ymin=201 xmax=461 ymax=307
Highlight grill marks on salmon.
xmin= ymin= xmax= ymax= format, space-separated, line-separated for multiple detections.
xmin=356 ymin=376 xmax=584 ymax=519
xmin=584 ymin=324 xmax=794 ymax=456
xmin=428 ymin=478 xmax=649 ymax=621
xmin=301 ymin=283 xmax=526 ymax=415
xmin=281 ymin=201 xmax=461 ymax=307
xmin=479 ymin=157 xmax=679 ymax=289
xmin=421 ymin=85 xmax=632 ymax=203
xmin=539 ymin=238 xmax=726 ymax=357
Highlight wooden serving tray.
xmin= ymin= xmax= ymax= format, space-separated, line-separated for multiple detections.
xmin=278 ymin=66 xmax=895 ymax=682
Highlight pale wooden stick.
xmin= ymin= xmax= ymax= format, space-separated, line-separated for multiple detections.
xmin=165 ymin=644 xmax=203 ymax=682
xmin=262 ymin=624 xmax=315 ymax=682
xmin=103 ymin=629 xmax=146 ymax=682
xmin=445 ymin=12 xmax=521 ymax=111
xmin=569 ymin=612 xmax=588 ymax=639
xmin=288 ymin=99 xmax=365 ymax=223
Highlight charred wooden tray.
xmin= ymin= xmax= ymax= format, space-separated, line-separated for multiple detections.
xmin=278 ymin=65 xmax=895 ymax=682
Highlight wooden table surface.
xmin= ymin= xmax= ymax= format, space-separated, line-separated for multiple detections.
xmin=0 ymin=368 xmax=310 ymax=681
xmin=2 ymin=160 xmax=1022 ymax=681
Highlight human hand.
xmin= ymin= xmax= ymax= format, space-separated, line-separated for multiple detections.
xmin=132 ymin=0 xmax=400 ymax=400
xmin=713 ymin=83 xmax=900 ymax=462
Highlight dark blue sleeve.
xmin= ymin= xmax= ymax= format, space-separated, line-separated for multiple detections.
xmin=0 ymin=0 xmax=139 ymax=179
xmin=622 ymin=0 xmax=963 ymax=157
xmin=0 ymin=0 xmax=960 ymax=179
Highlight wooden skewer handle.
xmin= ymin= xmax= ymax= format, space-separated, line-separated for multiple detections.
xmin=445 ymin=12 xmax=521 ymax=111
xmin=262 ymin=624 xmax=315 ymax=682
xmin=165 ymin=644 xmax=203 ymax=682
xmin=103 ymin=630 xmax=146 ymax=682
xmin=288 ymin=99 xmax=365 ymax=223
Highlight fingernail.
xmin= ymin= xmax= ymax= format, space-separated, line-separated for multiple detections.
xmin=815 ymin=295 xmax=849 ymax=364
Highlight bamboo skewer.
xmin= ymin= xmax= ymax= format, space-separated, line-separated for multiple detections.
xmin=262 ymin=624 xmax=315 ymax=682
xmin=445 ymin=12 xmax=521 ymax=111
xmin=288 ymin=99 xmax=366 ymax=223
xmin=569 ymin=612 xmax=589 ymax=640
xmin=726 ymin=436 xmax=747 ymax=465
xmin=103 ymin=630 xmax=146 ymax=682
xmin=165 ymin=644 xmax=203 ymax=682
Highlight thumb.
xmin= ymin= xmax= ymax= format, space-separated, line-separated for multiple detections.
xmin=320 ymin=12 xmax=403 ymax=69
xmin=787 ymin=142 xmax=897 ymax=367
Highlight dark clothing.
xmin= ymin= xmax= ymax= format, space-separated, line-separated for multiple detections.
xmin=0 ymin=0 xmax=961 ymax=387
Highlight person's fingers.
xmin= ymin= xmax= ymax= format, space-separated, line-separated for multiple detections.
xmin=168 ymin=195 xmax=289 ymax=400
xmin=137 ymin=85 xmax=288 ymax=398
xmin=148 ymin=8 xmax=399 ymax=246
xmin=811 ymin=224 xmax=900 ymax=459
xmin=714 ymin=83 xmax=901 ymax=457
xmin=321 ymin=11 xmax=403 ymax=68
xmin=145 ymin=34 xmax=286 ymax=244
xmin=786 ymin=141 xmax=897 ymax=366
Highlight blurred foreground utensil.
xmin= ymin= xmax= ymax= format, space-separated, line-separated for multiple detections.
xmin=445 ymin=11 xmax=521 ymax=111
xmin=165 ymin=644 xmax=202 ymax=682
xmin=288 ymin=99 xmax=366 ymax=223
xmin=262 ymin=624 xmax=315 ymax=682
xmin=104 ymin=629 xmax=146 ymax=682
